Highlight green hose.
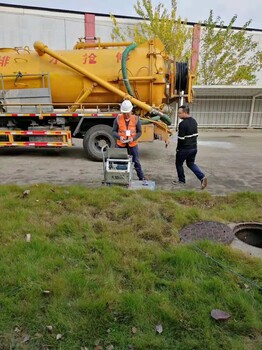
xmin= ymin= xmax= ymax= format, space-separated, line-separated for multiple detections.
xmin=140 ymin=116 xmax=160 ymax=124
xmin=121 ymin=43 xmax=172 ymax=126
xmin=151 ymin=109 xmax=172 ymax=126
xmin=121 ymin=43 xmax=137 ymax=97
xmin=158 ymin=113 xmax=172 ymax=125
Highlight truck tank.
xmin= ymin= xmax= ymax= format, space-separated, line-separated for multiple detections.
xmin=0 ymin=38 xmax=189 ymax=111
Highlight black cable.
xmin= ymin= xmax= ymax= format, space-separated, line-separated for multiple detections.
xmin=192 ymin=245 xmax=262 ymax=293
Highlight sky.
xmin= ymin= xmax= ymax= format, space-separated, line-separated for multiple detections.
xmin=0 ymin=0 xmax=261 ymax=29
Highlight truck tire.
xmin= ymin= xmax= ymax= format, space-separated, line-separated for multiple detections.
xmin=83 ymin=124 xmax=116 ymax=161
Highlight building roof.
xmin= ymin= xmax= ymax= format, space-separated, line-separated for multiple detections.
xmin=0 ymin=3 xmax=262 ymax=32
xmin=193 ymin=85 xmax=262 ymax=98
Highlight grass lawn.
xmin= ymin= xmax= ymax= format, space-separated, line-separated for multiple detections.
xmin=0 ymin=184 xmax=262 ymax=350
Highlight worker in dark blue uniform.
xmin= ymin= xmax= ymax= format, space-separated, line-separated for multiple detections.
xmin=173 ymin=105 xmax=207 ymax=189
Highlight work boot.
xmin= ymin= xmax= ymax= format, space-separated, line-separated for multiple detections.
xmin=201 ymin=177 xmax=208 ymax=190
xmin=172 ymin=180 xmax=185 ymax=186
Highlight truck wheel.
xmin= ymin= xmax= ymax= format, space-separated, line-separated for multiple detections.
xmin=83 ymin=124 xmax=116 ymax=161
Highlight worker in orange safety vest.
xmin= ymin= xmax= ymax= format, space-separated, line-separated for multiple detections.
xmin=112 ymin=100 xmax=145 ymax=180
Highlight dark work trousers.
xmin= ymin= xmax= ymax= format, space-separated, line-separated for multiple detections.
xmin=176 ymin=148 xmax=205 ymax=183
xmin=118 ymin=144 xmax=144 ymax=180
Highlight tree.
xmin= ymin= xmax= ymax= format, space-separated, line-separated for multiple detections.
xmin=111 ymin=2 xmax=261 ymax=85
xmin=110 ymin=0 xmax=192 ymax=61
xmin=198 ymin=11 xmax=261 ymax=85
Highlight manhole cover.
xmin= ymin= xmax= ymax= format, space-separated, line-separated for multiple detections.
xmin=179 ymin=221 xmax=234 ymax=244
xmin=233 ymin=222 xmax=262 ymax=248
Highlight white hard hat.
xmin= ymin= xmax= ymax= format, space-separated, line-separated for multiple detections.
xmin=120 ymin=100 xmax=133 ymax=113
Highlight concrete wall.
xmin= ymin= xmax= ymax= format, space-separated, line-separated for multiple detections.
xmin=0 ymin=6 xmax=139 ymax=49
xmin=0 ymin=6 xmax=84 ymax=49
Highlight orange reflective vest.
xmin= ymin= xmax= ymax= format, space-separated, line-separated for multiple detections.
xmin=116 ymin=114 xmax=139 ymax=147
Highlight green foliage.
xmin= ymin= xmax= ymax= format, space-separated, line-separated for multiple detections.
xmin=110 ymin=15 xmax=126 ymax=42
xmin=198 ymin=11 xmax=261 ymax=85
xmin=0 ymin=185 xmax=262 ymax=349
xmin=110 ymin=0 xmax=192 ymax=61
xmin=110 ymin=1 xmax=261 ymax=85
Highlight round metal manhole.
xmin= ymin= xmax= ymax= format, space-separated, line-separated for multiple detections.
xmin=233 ymin=222 xmax=262 ymax=248
xmin=179 ymin=221 xmax=234 ymax=245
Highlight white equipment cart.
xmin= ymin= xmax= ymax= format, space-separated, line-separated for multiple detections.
xmin=102 ymin=146 xmax=133 ymax=186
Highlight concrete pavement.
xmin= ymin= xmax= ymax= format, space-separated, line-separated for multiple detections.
xmin=139 ymin=129 xmax=262 ymax=195
xmin=0 ymin=129 xmax=261 ymax=196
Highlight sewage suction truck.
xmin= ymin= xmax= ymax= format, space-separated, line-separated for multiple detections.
xmin=0 ymin=38 xmax=193 ymax=160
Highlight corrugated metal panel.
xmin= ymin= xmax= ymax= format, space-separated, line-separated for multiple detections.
xmin=253 ymin=98 xmax=262 ymax=127
xmin=191 ymin=97 xmax=261 ymax=128
xmin=192 ymin=87 xmax=262 ymax=128
xmin=194 ymin=86 xmax=262 ymax=97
